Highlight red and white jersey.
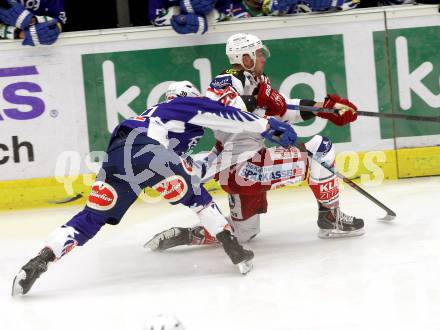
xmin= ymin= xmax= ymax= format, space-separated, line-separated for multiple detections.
xmin=206 ymin=69 xmax=264 ymax=176
xmin=203 ymin=68 xmax=303 ymax=179
xmin=207 ymin=69 xmax=259 ymax=109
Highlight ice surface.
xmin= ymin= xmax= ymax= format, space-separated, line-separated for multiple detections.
xmin=1 ymin=177 xmax=440 ymax=330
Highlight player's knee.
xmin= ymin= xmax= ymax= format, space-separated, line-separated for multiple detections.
xmin=86 ymin=181 xmax=124 ymax=225
xmin=305 ymin=135 xmax=335 ymax=163
xmin=228 ymin=193 xmax=267 ymax=221
xmin=305 ymin=135 xmax=333 ymax=154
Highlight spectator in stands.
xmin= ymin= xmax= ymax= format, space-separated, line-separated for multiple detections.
xmin=150 ymin=0 xmax=253 ymax=34
xmin=241 ymin=0 xmax=299 ymax=16
xmin=0 ymin=0 xmax=66 ymax=46
xmin=229 ymin=0 xmax=434 ymax=17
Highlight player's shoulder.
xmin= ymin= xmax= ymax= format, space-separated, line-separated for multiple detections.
xmin=220 ymin=68 xmax=246 ymax=82
xmin=211 ymin=68 xmax=252 ymax=90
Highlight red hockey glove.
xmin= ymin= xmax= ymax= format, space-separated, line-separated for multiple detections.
xmin=317 ymin=94 xmax=358 ymax=126
xmin=258 ymin=74 xmax=270 ymax=85
xmin=256 ymin=82 xmax=287 ymax=117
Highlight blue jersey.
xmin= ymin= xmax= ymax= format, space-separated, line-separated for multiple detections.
xmin=115 ymin=97 xmax=268 ymax=156
xmin=0 ymin=0 xmax=66 ymax=24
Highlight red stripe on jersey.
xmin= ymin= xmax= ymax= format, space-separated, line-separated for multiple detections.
xmin=207 ymin=86 xmax=240 ymax=106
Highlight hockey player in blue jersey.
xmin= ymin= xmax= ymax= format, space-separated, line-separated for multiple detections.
xmin=11 ymin=81 xmax=298 ymax=296
xmin=0 ymin=0 xmax=65 ymax=45
xmin=146 ymin=33 xmax=364 ymax=254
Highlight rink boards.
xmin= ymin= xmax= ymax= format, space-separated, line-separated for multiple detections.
xmin=0 ymin=5 xmax=439 ymax=210
xmin=0 ymin=145 xmax=439 ymax=210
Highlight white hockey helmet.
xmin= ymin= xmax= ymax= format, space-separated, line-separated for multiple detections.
xmin=226 ymin=33 xmax=270 ymax=70
xmin=165 ymin=80 xmax=201 ymax=102
xmin=143 ymin=314 xmax=185 ymax=330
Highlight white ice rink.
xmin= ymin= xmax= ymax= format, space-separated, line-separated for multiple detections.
xmin=1 ymin=176 xmax=440 ymax=330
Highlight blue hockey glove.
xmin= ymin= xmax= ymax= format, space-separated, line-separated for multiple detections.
xmin=0 ymin=23 xmax=17 ymax=39
xmin=22 ymin=19 xmax=61 ymax=46
xmin=171 ymin=14 xmax=207 ymax=34
xmin=261 ymin=118 xmax=298 ymax=148
xmin=0 ymin=0 xmax=33 ymax=29
xmin=180 ymin=0 xmax=217 ymax=15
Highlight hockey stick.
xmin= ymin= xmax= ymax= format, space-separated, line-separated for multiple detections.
xmin=287 ymin=104 xmax=440 ymax=123
xmin=48 ymin=193 xmax=83 ymax=205
xmin=295 ymin=143 xmax=396 ymax=220
xmin=265 ymin=127 xmax=396 ymax=220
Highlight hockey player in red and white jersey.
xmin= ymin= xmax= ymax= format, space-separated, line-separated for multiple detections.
xmin=145 ymin=33 xmax=364 ymax=250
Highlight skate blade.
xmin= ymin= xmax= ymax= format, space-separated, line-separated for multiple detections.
xmin=145 ymin=228 xmax=186 ymax=251
xmin=237 ymin=260 xmax=253 ymax=275
xmin=143 ymin=231 xmax=169 ymax=251
xmin=144 ymin=236 xmax=161 ymax=251
xmin=318 ymin=228 xmax=365 ymax=239
xmin=11 ymin=270 xmax=26 ymax=297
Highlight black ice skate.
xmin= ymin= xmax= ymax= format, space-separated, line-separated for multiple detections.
xmin=144 ymin=226 xmax=216 ymax=251
xmin=317 ymin=205 xmax=365 ymax=239
xmin=12 ymin=247 xmax=56 ymax=296
xmin=216 ymin=230 xmax=254 ymax=275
